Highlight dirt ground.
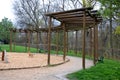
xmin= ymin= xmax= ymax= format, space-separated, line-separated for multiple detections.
xmin=0 ymin=52 xmax=69 ymax=70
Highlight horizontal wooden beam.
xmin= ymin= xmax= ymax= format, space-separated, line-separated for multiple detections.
xmin=45 ymin=7 xmax=93 ymax=16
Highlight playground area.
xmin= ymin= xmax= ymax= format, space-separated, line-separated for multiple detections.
xmin=0 ymin=7 xmax=103 ymax=71
xmin=0 ymin=52 xmax=69 ymax=70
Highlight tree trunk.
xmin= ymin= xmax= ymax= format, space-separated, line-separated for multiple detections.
xmin=109 ymin=2 xmax=113 ymax=57
xmin=110 ymin=17 xmax=113 ymax=57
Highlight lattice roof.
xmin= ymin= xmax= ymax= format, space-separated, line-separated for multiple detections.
xmin=46 ymin=7 xmax=102 ymax=31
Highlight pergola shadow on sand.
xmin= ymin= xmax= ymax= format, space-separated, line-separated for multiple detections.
xmin=10 ymin=7 xmax=102 ymax=69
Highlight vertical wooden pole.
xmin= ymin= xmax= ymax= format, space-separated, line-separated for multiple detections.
xmin=28 ymin=30 xmax=30 ymax=55
xmin=10 ymin=29 xmax=12 ymax=52
xmin=25 ymin=31 xmax=28 ymax=52
xmin=66 ymin=31 xmax=68 ymax=53
xmin=56 ymin=31 xmax=59 ymax=55
xmin=36 ymin=32 xmax=39 ymax=53
xmin=95 ymin=25 xmax=98 ymax=60
xmin=39 ymin=32 xmax=41 ymax=51
xmin=43 ymin=32 xmax=47 ymax=51
xmin=13 ymin=31 xmax=15 ymax=52
xmin=1 ymin=51 xmax=5 ymax=61
xmin=63 ymin=23 xmax=67 ymax=61
xmin=93 ymin=23 xmax=97 ymax=65
xmin=79 ymin=31 xmax=82 ymax=52
xmin=48 ymin=17 xmax=52 ymax=65
xmin=75 ymin=30 xmax=78 ymax=54
xmin=72 ymin=32 xmax=74 ymax=52
xmin=82 ymin=11 xmax=86 ymax=69
xmin=89 ymin=28 xmax=92 ymax=57
xmin=45 ymin=32 xmax=48 ymax=50
xmin=46 ymin=32 xmax=48 ymax=51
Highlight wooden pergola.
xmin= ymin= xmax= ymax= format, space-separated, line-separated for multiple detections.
xmin=9 ymin=7 xmax=102 ymax=69
xmin=45 ymin=7 xmax=102 ymax=69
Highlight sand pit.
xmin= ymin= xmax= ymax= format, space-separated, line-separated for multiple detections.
xmin=0 ymin=52 xmax=69 ymax=70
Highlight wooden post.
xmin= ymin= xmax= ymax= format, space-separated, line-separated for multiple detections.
xmin=89 ymin=28 xmax=92 ymax=57
xmin=63 ymin=23 xmax=67 ymax=61
xmin=28 ymin=30 xmax=31 ymax=55
xmin=66 ymin=31 xmax=68 ymax=53
xmin=79 ymin=31 xmax=82 ymax=52
xmin=36 ymin=32 xmax=39 ymax=53
xmin=39 ymin=32 xmax=41 ymax=51
xmin=72 ymin=32 xmax=74 ymax=52
xmin=46 ymin=32 xmax=48 ymax=51
xmin=1 ymin=51 xmax=5 ymax=61
xmin=82 ymin=11 xmax=86 ymax=69
xmin=10 ymin=29 xmax=12 ymax=52
xmin=48 ymin=17 xmax=52 ymax=65
xmin=93 ymin=23 xmax=97 ymax=65
xmin=25 ymin=31 xmax=28 ymax=52
xmin=95 ymin=25 xmax=98 ymax=60
xmin=13 ymin=31 xmax=15 ymax=52
xmin=75 ymin=30 xmax=78 ymax=54
xmin=43 ymin=32 xmax=47 ymax=51
xmin=56 ymin=31 xmax=59 ymax=55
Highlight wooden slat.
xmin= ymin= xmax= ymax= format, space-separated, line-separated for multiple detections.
xmin=54 ymin=11 xmax=84 ymax=18
xmin=45 ymin=7 xmax=93 ymax=16
xmin=55 ymin=13 xmax=89 ymax=20
xmin=58 ymin=17 xmax=94 ymax=21
xmin=65 ymin=21 xmax=96 ymax=24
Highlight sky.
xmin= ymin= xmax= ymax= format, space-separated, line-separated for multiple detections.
xmin=0 ymin=0 xmax=14 ymax=22
xmin=0 ymin=0 xmax=100 ymax=22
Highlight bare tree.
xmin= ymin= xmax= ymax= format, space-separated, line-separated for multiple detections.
xmin=13 ymin=0 xmax=42 ymax=28
xmin=67 ymin=0 xmax=97 ymax=9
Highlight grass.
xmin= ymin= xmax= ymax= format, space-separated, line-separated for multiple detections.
xmin=0 ymin=44 xmax=92 ymax=59
xmin=0 ymin=44 xmax=82 ymax=56
xmin=0 ymin=44 xmax=37 ymax=53
xmin=67 ymin=59 xmax=120 ymax=80
xmin=50 ymin=50 xmax=82 ymax=57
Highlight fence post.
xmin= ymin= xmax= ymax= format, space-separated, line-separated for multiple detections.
xmin=1 ymin=51 xmax=4 ymax=61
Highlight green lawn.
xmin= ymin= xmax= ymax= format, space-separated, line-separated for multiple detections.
xmin=0 ymin=45 xmax=91 ymax=58
xmin=0 ymin=44 xmax=82 ymax=56
xmin=50 ymin=50 xmax=82 ymax=57
xmin=67 ymin=59 xmax=120 ymax=80
xmin=0 ymin=44 xmax=37 ymax=53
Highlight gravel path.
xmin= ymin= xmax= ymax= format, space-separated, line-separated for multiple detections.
xmin=0 ymin=56 xmax=93 ymax=80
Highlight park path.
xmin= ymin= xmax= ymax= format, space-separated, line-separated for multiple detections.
xmin=0 ymin=56 xmax=93 ymax=80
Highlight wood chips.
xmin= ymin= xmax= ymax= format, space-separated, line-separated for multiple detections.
xmin=0 ymin=52 xmax=68 ymax=70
